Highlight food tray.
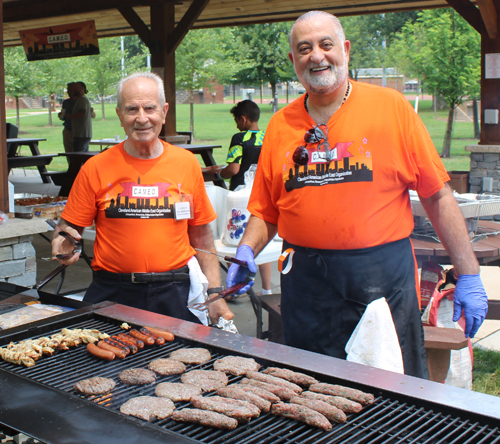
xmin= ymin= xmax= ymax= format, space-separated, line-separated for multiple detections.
xmin=410 ymin=191 xmax=500 ymax=219
xmin=14 ymin=195 xmax=67 ymax=217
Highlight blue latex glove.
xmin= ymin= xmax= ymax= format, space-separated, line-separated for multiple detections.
xmin=226 ymin=244 xmax=257 ymax=296
xmin=453 ymin=274 xmax=488 ymax=338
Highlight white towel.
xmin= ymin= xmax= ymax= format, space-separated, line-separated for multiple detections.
xmin=345 ymin=297 xmax=404 ymax=374
xmin=187 ymin=256 xmax=209 ymax=325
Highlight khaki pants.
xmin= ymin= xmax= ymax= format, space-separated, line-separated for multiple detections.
xmin=63 ymin=128 xmax=73 ymax=153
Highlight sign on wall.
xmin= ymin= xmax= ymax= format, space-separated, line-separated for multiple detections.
xmin=19 ymin=20 xmax=99 ymax=61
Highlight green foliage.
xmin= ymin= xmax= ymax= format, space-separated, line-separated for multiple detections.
xmin=391 ymin=9 xmax=480 ymax=157
xmin=232 ymin=23 xmax=296 ymax=92
xmin=473 ymin=347 xmax=500 ymax=397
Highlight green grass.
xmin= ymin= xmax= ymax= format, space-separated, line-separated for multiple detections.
xmin=8 ymin=97 xmax=478 ymax=173
xmin=473 ymin=347 xmax=500 ymax=397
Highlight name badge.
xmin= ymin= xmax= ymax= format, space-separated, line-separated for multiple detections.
xmin=174 ymin=201 xmax=192 ymax=220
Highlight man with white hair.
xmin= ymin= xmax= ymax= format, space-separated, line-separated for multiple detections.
xmin=226 ymin=11 xmax=488 ymax=378
xmin=52 ymin=72 xmax=233 ymax=325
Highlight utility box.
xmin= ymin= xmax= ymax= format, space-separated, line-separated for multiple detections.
xmin=448 ymin=171 xmax=469 ymax=194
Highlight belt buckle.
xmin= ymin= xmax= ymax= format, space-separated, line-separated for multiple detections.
xmin=131 ymin=272 xmax=140 ymax=283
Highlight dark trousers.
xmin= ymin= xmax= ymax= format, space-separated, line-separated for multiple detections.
xmin=84 ymin=273 xmax=202 ymax=324
xmin=73 ymin=137 xmax=91 ymax=152
xmin=280 ymin=237 xmax=429 ymax=379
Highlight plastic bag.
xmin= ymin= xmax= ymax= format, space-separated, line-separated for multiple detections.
xmin=0 ymin=211 xmax=8 ymax=225
xmin=421 ymin=264 xmax=473 ymax=389
xmin=222 ymin=165 xmax=257 ymax=246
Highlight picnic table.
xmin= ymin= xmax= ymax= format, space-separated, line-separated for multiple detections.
xmin=6 ymin=138 xmax=54 ymax=183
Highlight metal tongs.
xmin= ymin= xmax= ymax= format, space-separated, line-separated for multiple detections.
xmin=188 ymin=282 xmax=248 ymax=311
xmin=42 ymin=219 xmax=83 ymax=261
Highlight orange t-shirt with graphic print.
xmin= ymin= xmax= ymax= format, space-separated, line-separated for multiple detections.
xmin=248 ymin=81 xmax=449 ymax=250
xmin=62 ymin=141 xmax=215 ymax=273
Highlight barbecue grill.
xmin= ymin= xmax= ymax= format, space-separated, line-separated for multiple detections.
xmin=0 ymin=302 xmax=499 ymax=444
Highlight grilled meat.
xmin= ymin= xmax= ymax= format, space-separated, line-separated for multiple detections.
xmin=120 ymin=396 xmax=175 ymax=421
xmin=245 ymin=371 xmax=302 ymax=394
xmin=271 ymin=402 xmax=332 ymax=431
xmin=262 ymin=367 xmax=318 ymax=387
xmin=309 ymin=383 xmax=375 ymax=405
xmin=118 ymin=368 xmax=156 ymax=385
xmin=148 ymin=358 xmax=186 ymax=376
xmin=230 ymin=383 xmax=280 ymax=403
xmin=217 ymin=386 xmax=271 ymax=413
xmin=155 ymin=382 xmax=202 ymax=402
xmin=301 ymin=391 xmax=363 ymax=413
xmin=240 ymin=377 xmax=296 ymax=401
xmin=290 ymin=396 xmax=347 ymax=424
xmin=171 ymin=408 xmax=238 ymax=430
xmin=213 ymin=356 xmax=260 ymax=376
xmin=181 ymin=370 xmax=228 ymax=392
xmin=190 ymin=395 xmax=260 ymax=423
xmin=170 ymin=348 xmax=211 ymax=364
xmin=74 ymin=376 xmax=116 ymax=395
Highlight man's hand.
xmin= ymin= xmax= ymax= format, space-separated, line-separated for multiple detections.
xmin=51 ymin=222 xmax=83 ymax=266
xmin=226 ymin=245 xmax=257 ymax=296
xmin=208 ymin=299 xmax=234 ymax=325
xmin=453 ymin=274 xmax=488 ymax=338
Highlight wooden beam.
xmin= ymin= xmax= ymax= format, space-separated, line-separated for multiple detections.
xmin=476 ymin=0 xmax=497 ymax=39
xmin=118 ymin=7 xmax=152 ymax=47
xmin=167 ymin=0 xmax=211 ymax=53
xmin=444 ymin=0 xmax=483 ymax=33
xmin=0 ymin=0 xmax=8 ymax=213
xmin=3 ymin=0 xmax=171 ymax=23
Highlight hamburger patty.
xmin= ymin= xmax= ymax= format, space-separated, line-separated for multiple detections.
xmin=213 ymin=355 xmax=261 ymax=376
xmin=155 ymin=382 xmax=202 ymax=402
xmin=170 ymin=348 xmax=211 ymax=364
xmin=181 ymin=370 xmax=228 ymax=392
xmin=74 ymin=376 xmax=116 ymax=395
xmin=119 ymin=368 xmax=156 ymax=385
xmin=120 ymin=396 xmax=175 ymax=421
xmin=148 ymin=358 xmax=187 ymax=375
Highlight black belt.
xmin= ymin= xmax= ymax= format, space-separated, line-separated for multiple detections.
xmin=94 ymin=266 xmax=190 ymax=283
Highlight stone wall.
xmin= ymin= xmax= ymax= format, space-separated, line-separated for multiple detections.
xmin=466 ymin=145 xmax=500 ymax=195
xmin=0 ymin=235 xmax=37 ymax=287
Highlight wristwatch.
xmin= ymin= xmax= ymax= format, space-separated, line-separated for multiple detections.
xmin=207 ymin=287 xmax=224 ymax=296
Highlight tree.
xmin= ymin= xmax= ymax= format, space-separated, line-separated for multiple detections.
xmin=176 ymin=28 xmax=249 ymax=135
xmin=87 ymin=37 xmax=144 ymax=119
xmin=233 ymin=23 xmax=295 ymax=112
xmin=392 ymin=9 xmax=480 ymax=157
xmin=4 ymin=47 xmax=39 ymax=128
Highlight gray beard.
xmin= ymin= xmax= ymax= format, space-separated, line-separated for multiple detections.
xmin=299 ymin=61 xmax=348 ymax=95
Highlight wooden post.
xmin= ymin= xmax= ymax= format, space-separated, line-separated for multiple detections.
xmin=0 ymin=0 xmax=8 ymax=213
xmin=481 ymin=14 xmax=500 ymax=145
xmin=150 ymin=3 xmax=176 ymax=137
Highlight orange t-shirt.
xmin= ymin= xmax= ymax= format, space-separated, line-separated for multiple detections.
xmin=62 ymin=141 xmax=216 ymax=273
xmin=248 ymin=81 xmax=449 ymax=250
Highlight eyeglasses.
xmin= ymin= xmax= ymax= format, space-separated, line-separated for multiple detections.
xmin=293 ymin=124 xmax=333 ymax=165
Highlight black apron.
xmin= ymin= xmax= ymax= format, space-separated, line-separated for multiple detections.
xmin=280 ymin=237 xmax=429 ymax=379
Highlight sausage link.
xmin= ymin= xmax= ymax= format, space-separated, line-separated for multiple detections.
xmin=105 ymin=338 xmax=130 ymax=356
xmin=87 ymin=343 xmax=115 ymax=361
xmin=140 ymin=327 xmax=165 ymax=345
xmin=117 ymin=333 xmax=144 ymax=349
xmin=111 ymin=336 xmax=138 ymax=354
xmin=97 ymin=340 xmax=127 ymax=359
xmin=144 ymin=326 xmax=175 ymax=342
xmin=129 ymin=329 xmax=155 ymax=345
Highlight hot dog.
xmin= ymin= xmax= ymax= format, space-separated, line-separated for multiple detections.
xmin=104 ymin=338 xmax=131 ymax=356
xmin=117 ymin=333 xmax=144 ymax=349
xmin=129 ymin=329 xmax=155 ymax=346
xmin=140 ymin=327 xmax=165 ymax=345
xmin=97 ymin=340 xmax=127 ymax=359
xmin=144 ymin=326 xmax=175 ymax=342
xmin=87 ymin=343 xmax=115 ymax=361
xmin=111 ymin=336 xmax=138 ymax=354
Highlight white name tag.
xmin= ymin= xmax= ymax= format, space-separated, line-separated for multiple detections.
xmin=174 ymin=201 xmax=191 ymax=220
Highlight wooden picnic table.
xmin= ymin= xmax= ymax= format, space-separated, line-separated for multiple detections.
xmin=6 ymin=138 xmax=53 ymax=183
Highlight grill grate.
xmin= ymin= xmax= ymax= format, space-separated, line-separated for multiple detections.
xmin=1 ymin=315 xmax=499 ymax=444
